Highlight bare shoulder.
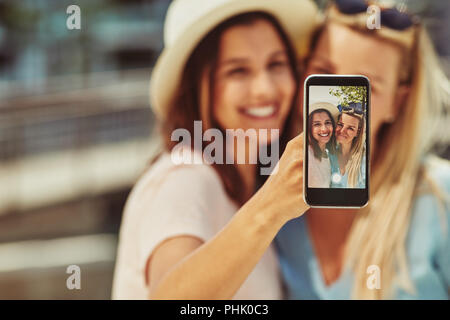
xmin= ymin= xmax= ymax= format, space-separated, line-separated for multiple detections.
xmin=135 ymin=153 xmax=225 ymax=200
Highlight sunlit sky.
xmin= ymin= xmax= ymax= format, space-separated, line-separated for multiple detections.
xmin=309 ymin=85 xmax=341 ymax=106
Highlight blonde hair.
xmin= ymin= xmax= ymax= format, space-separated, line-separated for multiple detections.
xmin=324 ymin=6 xmax=450 ymax=299
xmin=338 ymin=112 xmax=366 ymax=188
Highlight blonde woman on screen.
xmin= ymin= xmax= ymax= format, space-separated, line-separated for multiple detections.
xmin=329 ymin=106 xmax=366 ymax=188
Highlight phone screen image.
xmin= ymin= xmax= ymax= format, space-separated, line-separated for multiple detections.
xmin=304 ymin=75 xmax=370 ymax=208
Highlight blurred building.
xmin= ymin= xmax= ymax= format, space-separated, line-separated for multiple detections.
xmin=0 ymin=0 xmax=169 ymax=299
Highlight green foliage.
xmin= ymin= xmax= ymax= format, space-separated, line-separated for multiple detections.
xmin=329 ymin=86 xmax=366 ymax=107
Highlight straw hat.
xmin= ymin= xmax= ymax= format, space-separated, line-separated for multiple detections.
xmin=309 ymin=102 xmax=339 ymax=121
xmin=149 ymin=0 xmax=319 ymax=119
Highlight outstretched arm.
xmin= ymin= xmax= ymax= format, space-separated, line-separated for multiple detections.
xmin=147 ymin=133 xmax=308 ymax=299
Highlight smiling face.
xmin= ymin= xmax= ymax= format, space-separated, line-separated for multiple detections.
xmin=311 ymin=111 xmax=333 ymax=149
xmin=336 ymin=113 xmax=360 ymax=146
xmin=302 ymin=22 xmax=405 ymax=144
xmin=213 ymin=19 xmax=296 ymax=144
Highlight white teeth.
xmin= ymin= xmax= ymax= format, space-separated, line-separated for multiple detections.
xmin=319 ymin=133 xmax=329 ymax=137
xmin=244 ymin=106 xmax=275 ymax=117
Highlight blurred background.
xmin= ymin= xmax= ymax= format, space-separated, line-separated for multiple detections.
xmin=0 ymin=0 xmax=448 ymax=299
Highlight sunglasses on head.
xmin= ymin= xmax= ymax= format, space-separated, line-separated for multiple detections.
xmin=337 ymin=102 xmax=366 ymax=116
xmin=334 ymin=0 xmax=419 ymax=30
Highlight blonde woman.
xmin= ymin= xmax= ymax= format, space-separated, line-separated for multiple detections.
xmin=112 ymin=0 xmax=318 ymax=299
xmin=276 ymin=0 xmax=450 ymax=299
xmin=329 ymin=107 xmax=366 ymax=188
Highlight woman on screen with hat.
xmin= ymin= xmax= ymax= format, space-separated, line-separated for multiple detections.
xmin=112 ymin=0 xmax=318 ymax=299
xmin=308 ymin=102 xmax=338 ymax=188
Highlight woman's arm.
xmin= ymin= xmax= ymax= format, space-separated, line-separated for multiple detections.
xmin=148 ymin=133 xmax=308 ymax=299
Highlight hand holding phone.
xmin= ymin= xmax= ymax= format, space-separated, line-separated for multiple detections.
xmin=303 ymin=75 xmax=370 ymax=208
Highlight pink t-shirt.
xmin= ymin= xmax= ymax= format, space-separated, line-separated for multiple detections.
xmin=111 ymin=152 xmax=282 ymax=299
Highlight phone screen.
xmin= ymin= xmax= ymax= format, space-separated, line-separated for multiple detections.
xmin=304 ymin=75 xmax=370 ymax=208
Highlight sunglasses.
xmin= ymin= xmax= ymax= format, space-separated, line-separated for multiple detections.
xmin=335 ymin=0 xmax=419 ymax=30
xmin=337 ymin=102 xmax=366 ymax=116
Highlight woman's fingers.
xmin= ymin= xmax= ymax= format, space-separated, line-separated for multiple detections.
xmin=286 ymin=132 xmax=303 ymax=150
xmin=283 ymin=132 xmax=304 ymax=167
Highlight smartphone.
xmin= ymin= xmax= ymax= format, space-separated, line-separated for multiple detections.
xmin=303 ymin=75 xmax=370 ymax=208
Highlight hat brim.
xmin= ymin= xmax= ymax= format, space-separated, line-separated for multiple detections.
xmin=309 ymin=102 xmax=340 ymax=122
xmin=150 ymin=0 xmax=319 ymax=119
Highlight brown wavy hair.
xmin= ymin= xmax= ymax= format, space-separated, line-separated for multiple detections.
xmin=154 ymin=11 xmax=301 ymax=206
